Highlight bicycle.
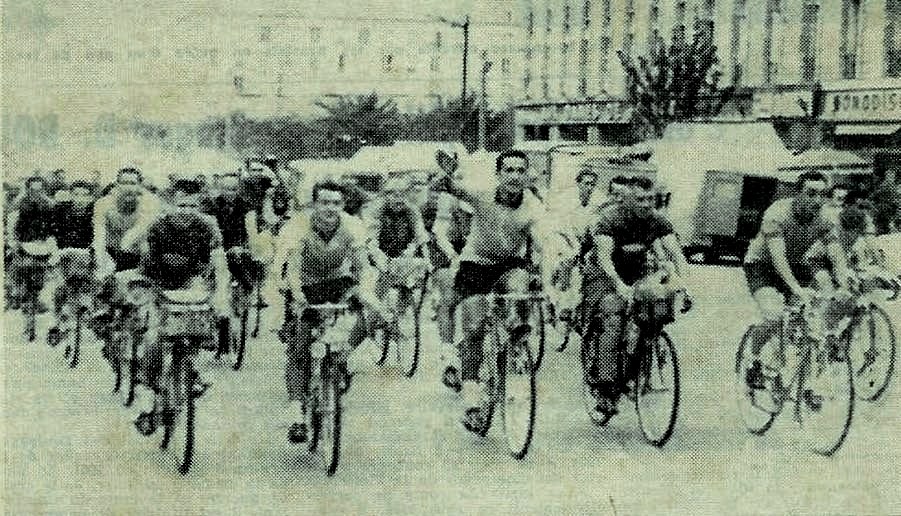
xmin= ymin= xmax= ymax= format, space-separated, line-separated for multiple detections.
xmin=301 ymin=302 xmax=358 ymax=477
xmin=467 ymin=291 xmax=543 ymax=460
xmin=735 ymin=291 xmax=856 ymax=456
xmin=844 ymin=269 xmax=899 ymax=402
xmin=46 ymin=248 xmax=95 ymax=369
xmin=17 ymin=242 xmax=54 ymax=343
xmin=108 ymin=271 xmax=154 ymax=407
xmin=152 ymin=287 xmax=216 ymax=475
xmin=580 ymin=288 xmax=689 ymax=447
xmin=374 ymin=257 xmax=429 ymax=378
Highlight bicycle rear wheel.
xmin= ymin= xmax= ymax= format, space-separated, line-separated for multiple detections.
xmin=800 ymin=339 xmax=854 ymax=456
xmin=67 ymin=309 xmax=82 ymax=369
xmin=848 ymin=305 xmax=896 ymax=401
xmin=527 ymin=303 xmax=545 ymax=372
xmin=502 ymin=336 xmax=536 ymax=459
xmin=635 ymin=332 xmax=680 ymax=447
xmin=734 ymin=327 xmax=780 ymax=435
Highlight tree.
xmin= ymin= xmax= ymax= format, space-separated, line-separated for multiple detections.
xmin=315 ymin=92 xmax=402 ymax=157
xmin=618 ymin=23 xmax=732 ymax=139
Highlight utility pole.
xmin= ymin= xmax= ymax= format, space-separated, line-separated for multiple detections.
xmin=435 ymin=14 xmax=471 ymax=141
xmin=477 ymin=50 xmax=492 ymax=150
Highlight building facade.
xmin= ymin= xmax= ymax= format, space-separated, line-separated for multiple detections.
xmin=513 ymin=0 xmax=901 ymax=161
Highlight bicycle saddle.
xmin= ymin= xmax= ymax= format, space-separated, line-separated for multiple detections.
xmin=21 ymin=241 xmax=55 ymax=258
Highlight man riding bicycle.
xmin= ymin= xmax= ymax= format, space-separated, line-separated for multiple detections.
xmin=743 ymin=171 xmax=852 ymax=388
xmin=274 ymin=180 xmax=388 ymax=444
xmin=131 ymin=179 xmax=231 ymax=436
xmin=364 ymin=175 xmax=431 ymax=314
xmin=6 ymin=176 xmax=57 ymax=311
xmin=578 ymin=176 xmax=689 ymax=416
xmin=434 ymin=149 xmax=550 ymax=432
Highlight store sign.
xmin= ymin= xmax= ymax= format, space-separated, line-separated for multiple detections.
xmin=753 ymin=89 xmax=813 ymax=118
xmin=821 ymin=88 xmax=901 ymax=122
xmin=515 ymin=102 xmax=632 ymax=125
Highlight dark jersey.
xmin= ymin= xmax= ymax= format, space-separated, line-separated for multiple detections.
xmin=52 ymin=202 xmax=94 ymax=249
xmin=14 ymin=197 xmax=55 ymax=242
xmin=205 ymin=195 xmax=249 ymax=249
xmin=586 ymin=205 xmax=674 ymax=285
xmin=143 ymin=212 xmax=223 ymax=290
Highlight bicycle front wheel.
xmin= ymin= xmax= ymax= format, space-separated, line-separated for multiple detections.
xmin=800 ymin=339 xmax=854 ymax=457
xmin=848 ymin=305 xmax=896 ymax=401
xmin=396 ymin=303 xmax=421 ymax=378
xmin=232 ymin=305 xmax=249 ymax=371
xmin=502 ymin=336 xmax=536 ymax=460
xmin=634 ymin=332 xmax=680 ymax=447
xmin=159 ymin=352 xmax=197 ymax=475
xmin=317 ymin=362 xmax=342 ymax=477
xmin=67 ymin=309 xmax=82 ymax=369
xmin=734 ymin=327 xmax=780 ymax=435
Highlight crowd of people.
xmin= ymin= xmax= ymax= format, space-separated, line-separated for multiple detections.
xmin=4 ymin=147 xmax=899 ymax=458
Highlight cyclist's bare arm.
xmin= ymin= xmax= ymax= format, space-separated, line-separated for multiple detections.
xmin=826 ymin=239 xmax=852 ymax=289
xmin=766 ymin=236 xmax=804 ymax=296
xmin=402 ymin=209 xmax=431 ymax=259
xmin=659 ymin=233 xmax=689 ymax=279
xmin=6 ymin=210 xmax=19 ymax=245
xmin=595 ymin=234 xmax=631 ymax=300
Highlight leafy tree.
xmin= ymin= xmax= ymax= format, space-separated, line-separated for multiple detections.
xmin=315 ymin=92 xmax=402 ymax=157
xmin=618 ymin=23 xmax=732 ymax=138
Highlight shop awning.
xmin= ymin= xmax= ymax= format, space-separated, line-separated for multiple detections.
xmin=834 ymin=124 xmax=901 ymax=136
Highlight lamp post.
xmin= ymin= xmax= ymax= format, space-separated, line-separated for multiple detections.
xmin=434 ymin=15 xmax=470 ymax=106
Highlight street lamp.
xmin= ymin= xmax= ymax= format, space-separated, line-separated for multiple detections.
xmin=433 ymin=15 xmax=470 ymax=105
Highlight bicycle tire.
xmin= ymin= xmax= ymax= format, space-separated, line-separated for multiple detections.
xmin=476 ymin=333 xmax=499 ymax=438
xmin=124 ymin=331 xmax=139 ymax=407
xmin=801 ymin=343 xmax=854 ymax=457
xmin=232 ymin=307 xmax=249 ymax=371
xmin=321 ymin=362 xmax=342 ymax=476
xmin=530 ymin=303 xmax=545 ymax=373
xmin=25 ymin=289 xmax=37 ymax=343
xmin=68 ymin=310 xmax=81 ymax=369
xmin=178 ymin=365 xmax=197 ymax=475
xmin=735 ymin=326 xmax=779 ymax=435
xmin=251 ymin=287 xmax=263 ymax=339
xmin=502 ymin=338 xmax=536 ymax=460
xmin=850 ymin=305 xmax=896 ymax=402
xmin=375 ymin=327 xmax=390 ymax=366
xmin=634 ymin=332 xmax=679 ymax=447
xmin=397 ymin=302 xmax=422 ymax=378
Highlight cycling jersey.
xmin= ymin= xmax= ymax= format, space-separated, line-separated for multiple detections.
xmin=52 ymin=201 xmax=94 ymax=249
xmin=12 ymin=197 xmax=55 ymax=243
xmin=142 ymin=211 xmax=223 ymax=291
xmin=457 ymin=188 xmax=545 ymax=266
xmin=205 ymin=195 xmax=250 ymax=249
xmin=584 ymin=203 xmax=675 ymax=286
xmin=366 ymin=200 xmax=429 ymax=259
xmin=276 ymin=211 xmax=369 ymax=287
xmin=744 ymin=198 xmax=836 ymax=271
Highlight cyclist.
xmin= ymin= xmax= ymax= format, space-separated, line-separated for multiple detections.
xmin=273 ymin=180 xmax=388 ymax=444
xmin=364 ymin=175 xmax=431 ymax=319
xmin=742 ymin=171 xmax=852 ymax=389
xmin=131 ymin=178 xmax=230 ymax=436
xmin=578 ymin=176 xmax=689 ymax=416
xmin=93 ymin=167 xmax=163 ymax=277
xmin=6 ymin=176 xmax=57 ymax=311
xmin=434 ymin=149 xmax=550 ymax=432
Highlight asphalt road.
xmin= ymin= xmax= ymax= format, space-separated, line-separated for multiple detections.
xmin=4 ymin=265 xmax=901 ymax=515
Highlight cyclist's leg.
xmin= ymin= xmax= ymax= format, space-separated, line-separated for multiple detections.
xmin=743 ymin=262 xmax=787 ymax=356
xmin=435 ymin=266 xmax=456 ymax=344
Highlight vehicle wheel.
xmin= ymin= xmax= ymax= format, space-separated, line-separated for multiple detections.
xmin=232 ymin=307 xmax=249 ymax=371
xmin=735 ymin=327 xmax=780 ymax=435
xmin=801 ymin=339 xmax=854 ymax=457
xmin=397 ymin=304 xmax=421 ymax=378
xmin=848 ymin=306 xmax=896 ymax=401
xmin=319 ymin=364 xmax=342 ymax=476
xmin=634 ymin=332 xmax=679 ymax=447
xmin=501 ymin=337 xmax=536 ymax=459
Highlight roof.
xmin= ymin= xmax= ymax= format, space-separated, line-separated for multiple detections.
xmin=348 ymin=141 xmax=468 ymax=175
xmin=779 ymin=148 xmax=870 ymax=172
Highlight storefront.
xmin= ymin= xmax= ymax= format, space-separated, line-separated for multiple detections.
xmin=513 ymin=99 xmax=636 ymax=146
xmin=819 ymin=80 xmax=901 ymax=183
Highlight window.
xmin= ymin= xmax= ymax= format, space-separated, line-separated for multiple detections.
xmin=435 ymin=32 xmax=442 ymax=49
xmin=560 ymin=124 xmax=588 ymax=141
xmin=673 ymin=0 xmax=687 ymax=43
xmin=731 ymin=0 xmax=747 ymax=85
xmin=359 ymin=28 xmax=370 ymax=47
xmin=583 ymin=1 xmax=591 ymax=29
xmin=561 ymin=41 xmax=570 ymax=95
xmin=382 ymin=53 xmax=394 ymax=73
xmin=579 ymin=39 xmax=589 ymax=96
xmin=623 ymin=0 xmax=635 ymax=60
xmin=525 ymin=125 xmax=550 ymax=141
xmin=541 ymin=77 xmax=550 ymax=98
xmin=841 ymin=0 xmax=861 ymax=79
xmin=527 ymin=11 xmax=534 ymax=36
xmin=698 ymin=0 xmax=715 ymax=46
xmin=260 ymin=26 xmax=271 ymax=42
xmin=310 ymin=26 xmax=321 ymax=46
xmin=648 ymin=0 xmax=660 ymax=50
xmin=886 ymin=0 xmax=901 ymax=76
xmin=799 ymin=1 xmax=819 ymax=83
xmin=501 ymin=58 xmax=510 ymax=74
xmin=338 ymin=53 xmax=346 ymax=72
xmin=563 ymin=2 xmax=571 ymax=33
xmin=546 ymin=8 xmax=552 ymax=32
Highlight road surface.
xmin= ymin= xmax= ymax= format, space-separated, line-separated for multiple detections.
xmin=4 ymin=265 xmax=900 ymax=515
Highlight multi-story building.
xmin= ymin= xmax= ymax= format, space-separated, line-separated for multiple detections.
xmin=514 ymin=0 xmax=901 ymax=170
xmin=3 ymin=0 xmax=523 ymax=152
